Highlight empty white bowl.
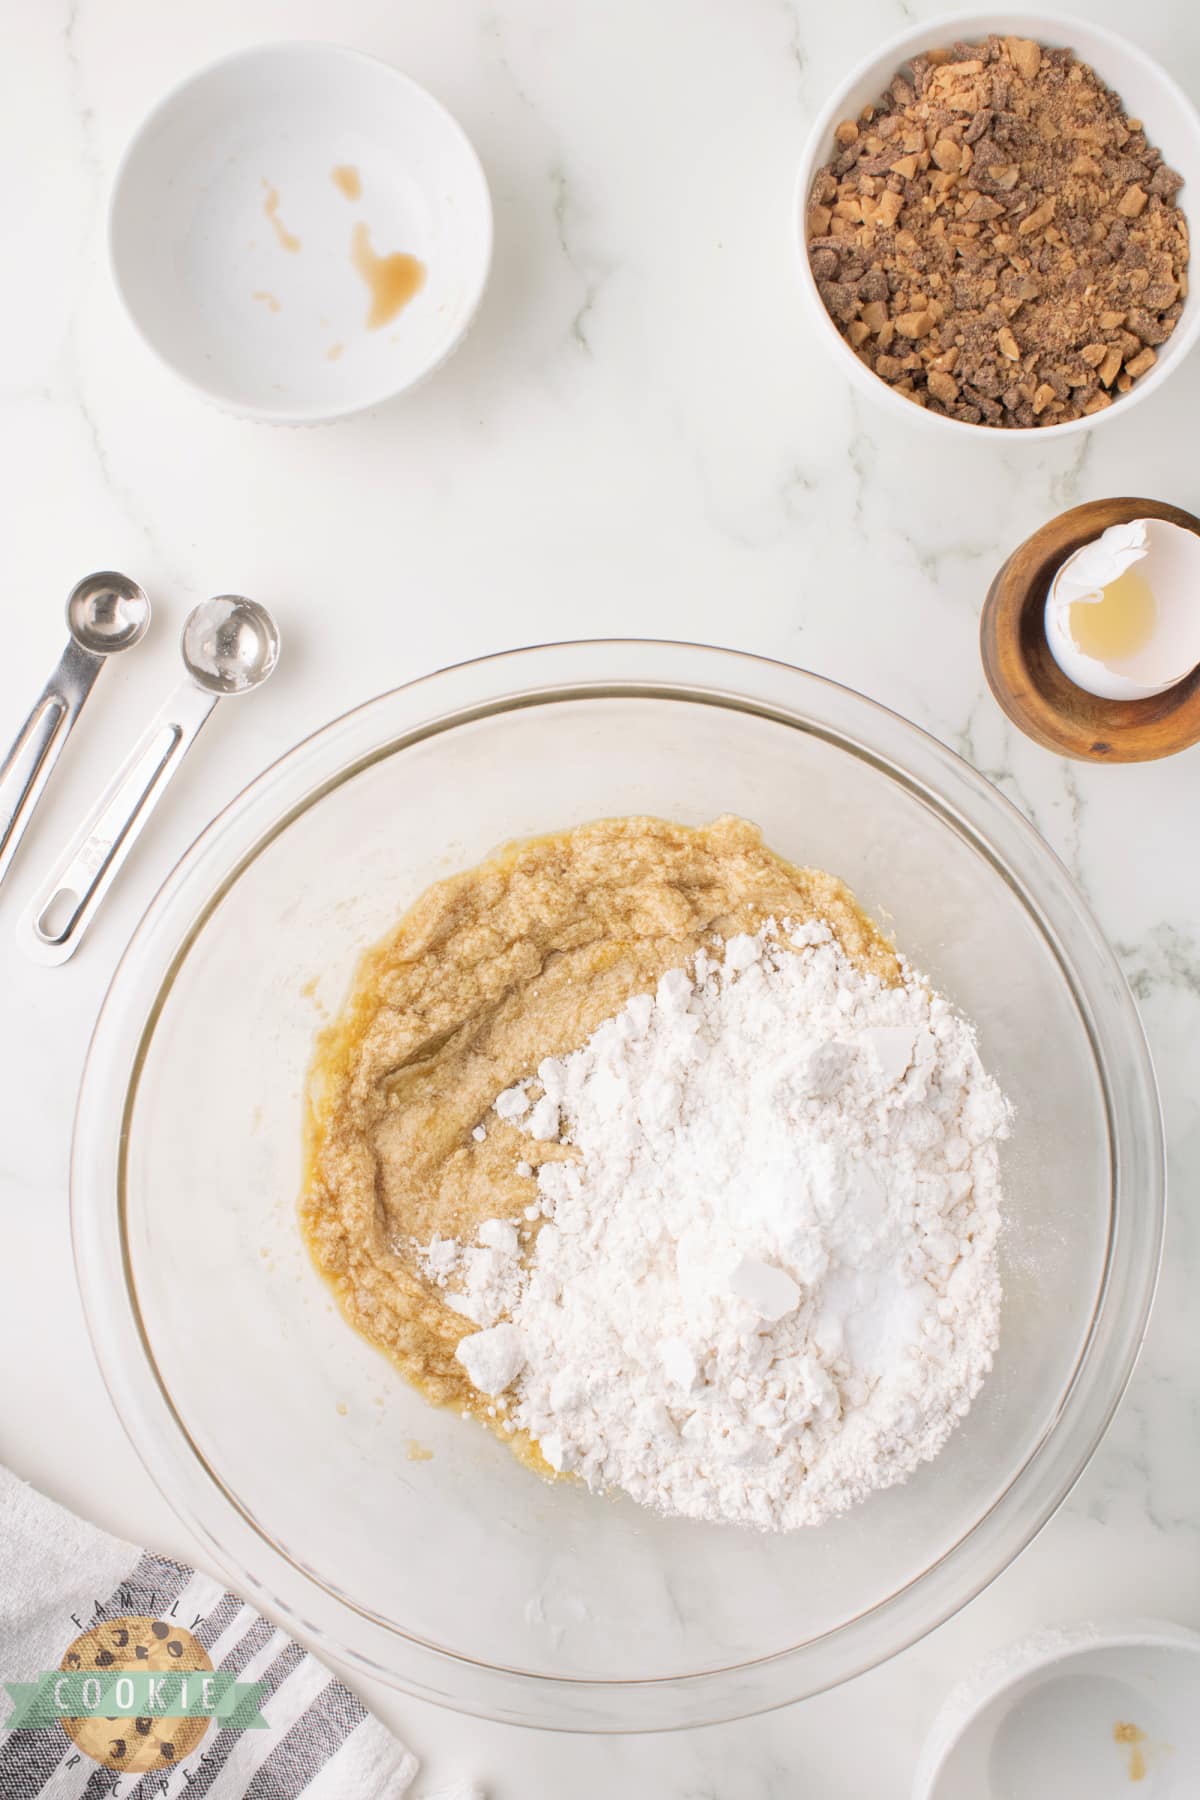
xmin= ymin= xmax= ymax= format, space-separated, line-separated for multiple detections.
xmin=109 ymin=43 xmax=493 ymax=422
xmin=793 ymin=11 xmax=1200 ymax=439
xmin=913 ymin=1619 xmax=1200 ymax=1797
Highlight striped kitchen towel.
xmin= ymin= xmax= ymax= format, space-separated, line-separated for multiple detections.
xmin=0 ymin=1467 xmax=482 ymax=1800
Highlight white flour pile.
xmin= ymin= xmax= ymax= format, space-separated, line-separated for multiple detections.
xmin=417 ymin=920 xmax=1011 ymax=1531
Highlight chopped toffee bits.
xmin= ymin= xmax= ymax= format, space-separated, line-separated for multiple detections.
xmin=807 ymin=36 xmax=1188 ymax=426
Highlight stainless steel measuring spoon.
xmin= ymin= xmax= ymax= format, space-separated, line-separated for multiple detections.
xmin=0 ymin=572 xmax=151 ymax=890
xmin=25 ymin=595 xmax=280 ymax=965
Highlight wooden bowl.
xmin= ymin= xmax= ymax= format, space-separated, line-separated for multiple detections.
xmin=981 ymin=498 xmax=1200 ymax=763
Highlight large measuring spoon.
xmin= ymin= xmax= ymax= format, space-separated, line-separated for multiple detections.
xmin=0 ymin=572 xmax=151 ymax=890
xmin=25 ymin=595 xmax=280 ymax=965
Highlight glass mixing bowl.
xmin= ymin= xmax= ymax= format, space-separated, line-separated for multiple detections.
xmin=72 ymin=642 xmax=1163 ymax=1730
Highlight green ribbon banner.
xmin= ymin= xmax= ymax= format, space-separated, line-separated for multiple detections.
xmin=4 ymin=1670 xmax=267 ymax=1730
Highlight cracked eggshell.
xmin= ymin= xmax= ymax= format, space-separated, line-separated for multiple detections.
xmin=1044 ymin=518 xmax=1200 ymax=701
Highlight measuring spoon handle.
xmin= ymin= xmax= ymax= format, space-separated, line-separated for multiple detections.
xmin=0 ymin=637 xmax=104 ymax=889
xmin=24 ymin=681 xmax=217 ymax=965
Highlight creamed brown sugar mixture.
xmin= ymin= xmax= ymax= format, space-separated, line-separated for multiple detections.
xmin=807 ymin=36 xmax=1188 ymax=426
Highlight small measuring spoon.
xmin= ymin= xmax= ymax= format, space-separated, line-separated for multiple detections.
xmin=0 ymin=572 xmax=151 ymax=890
xmin=25 ymin=595 xmax=280 ymax=965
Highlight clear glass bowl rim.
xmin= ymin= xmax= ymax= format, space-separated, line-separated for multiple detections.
xmin=70 ymin=639 xmax=1165 ymax=1731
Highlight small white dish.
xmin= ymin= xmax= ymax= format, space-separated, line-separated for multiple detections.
xmin=793 ymin=11 xmax=1200 ymax=440
xmin=109 ymin=43 xmax=493 ymax=422
xmin=913 ymin=1619 xmax=1200 ymax=1798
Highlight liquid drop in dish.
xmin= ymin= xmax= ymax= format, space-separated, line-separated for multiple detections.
xmin=331 ymin=163 xmax=363 ymax=201
xmin=350 ymin=221 xmax=425 ymax=328
xmin=261 ymin=180 xmax=301 ymax=253
xmin=1068 ymin=566 xmax=1157 ymax=665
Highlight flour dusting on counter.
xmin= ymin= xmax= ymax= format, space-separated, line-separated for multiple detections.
xmin=419 ymin=920 xmax=1011 ymax=1531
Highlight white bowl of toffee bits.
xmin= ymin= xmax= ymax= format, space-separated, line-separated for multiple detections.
xmin=794 ymin=14 xmax=1200 ymax=435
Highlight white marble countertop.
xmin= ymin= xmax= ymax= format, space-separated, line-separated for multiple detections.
xmin=3 ymin=0 xmax=1199 ymax=1793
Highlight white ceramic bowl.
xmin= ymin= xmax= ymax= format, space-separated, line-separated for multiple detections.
xmin=109 ymin=43 xmax=493 ymax=422
xmin=913 ymin=1620 xmax=1200 ymax=1798
xmin=793 ymin=11 xmax=1200 ymax=440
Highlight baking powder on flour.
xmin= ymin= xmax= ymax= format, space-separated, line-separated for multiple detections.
xmin=418 ymin=921 xmax=1010 ymax=1530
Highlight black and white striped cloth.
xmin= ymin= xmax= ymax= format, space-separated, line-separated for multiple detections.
xmin=0 ymin=1467 xmax=482 ymax=1800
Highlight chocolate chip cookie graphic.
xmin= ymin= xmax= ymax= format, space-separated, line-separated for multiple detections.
xmin=58 ymin=1617 xmax=212 ymax=1772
